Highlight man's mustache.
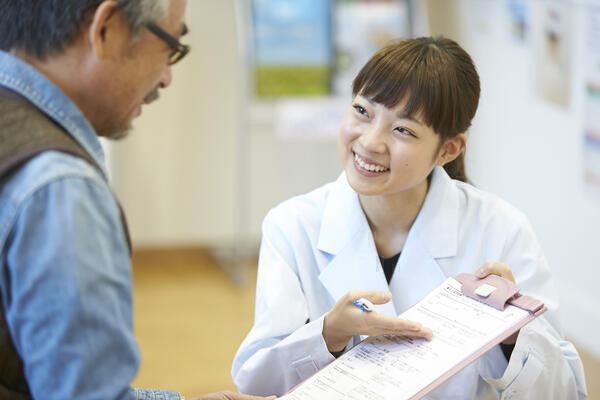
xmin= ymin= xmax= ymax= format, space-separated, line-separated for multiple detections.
xmin=143 ymin=89 xmax=160 ymax=104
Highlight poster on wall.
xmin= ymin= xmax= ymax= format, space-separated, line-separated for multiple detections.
xmin=583 ymin=6 xmax=600 ymax=196
xmin=506 ymin=0 xmax=530 ymax=44
xmin=254 ymin=0 xmax=411 ymax=139
xmin=331 ymin=0 xmax=410 ymax=96
xmin=531 ymin=1 xmax=572 ymax=108
xmin=251 ymin=0 xmax=332 ymax=96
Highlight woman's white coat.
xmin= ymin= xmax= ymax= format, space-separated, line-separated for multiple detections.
xmin=232 ymin=167 xmax=587 ymax=399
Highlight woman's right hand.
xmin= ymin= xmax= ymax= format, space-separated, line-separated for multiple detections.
xmin=322 ymin=290 xmax=433 ymax=352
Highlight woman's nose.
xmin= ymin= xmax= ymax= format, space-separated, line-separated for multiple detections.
xmin=358 ymin=124 xmax=386 ymax=154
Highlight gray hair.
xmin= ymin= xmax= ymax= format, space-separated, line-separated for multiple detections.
xmin=119 ymin=0 xmax=171 ymax=36
xmin=0 ymin=0 xmax=171 ymax=60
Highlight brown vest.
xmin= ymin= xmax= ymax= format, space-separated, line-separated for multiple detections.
xmin=0 ymin=86 xmax=132 ymax=398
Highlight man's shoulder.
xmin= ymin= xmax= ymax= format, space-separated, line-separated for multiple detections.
xmin=1 ymin=150 xmax=107 ymax=201
xmin=0 ymin=151 xmax=111 ymax=237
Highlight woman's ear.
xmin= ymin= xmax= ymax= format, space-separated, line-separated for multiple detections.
xmin=436 ymin=133 xmax=467 ymax=166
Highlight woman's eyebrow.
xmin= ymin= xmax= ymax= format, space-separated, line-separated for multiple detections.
xmin=396 ymin=110 xmax=423 ymax=125
xmin=355 ymin=95 xmax=374 ymax=105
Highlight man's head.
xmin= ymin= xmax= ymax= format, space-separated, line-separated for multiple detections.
xmin=0 ymin=0 xmax=189 ymax=139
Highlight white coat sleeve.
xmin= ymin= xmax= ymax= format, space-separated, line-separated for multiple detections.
xmin=231 ymin=210 xmax=335 ymax=397
xmin=480 ymin=212 xmax=588 ymax=399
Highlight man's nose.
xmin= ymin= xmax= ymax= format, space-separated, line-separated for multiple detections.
xmin=159 ymin=65 xmax=173 ymax=89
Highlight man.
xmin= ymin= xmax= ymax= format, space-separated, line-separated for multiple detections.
xmin=0 ymin=1 xmax=274 ymax=399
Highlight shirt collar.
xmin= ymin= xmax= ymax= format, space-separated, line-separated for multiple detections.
xmin=317 ymin=166 xmax=459 ymax=259
xmin=412 ymin=165 xmax=459 ymax=258
xmin=0 ymin=50 xmax=107 ymax=176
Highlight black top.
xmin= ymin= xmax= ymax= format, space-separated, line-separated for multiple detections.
xmin=380 ymin=253 xmax=401 ymax=284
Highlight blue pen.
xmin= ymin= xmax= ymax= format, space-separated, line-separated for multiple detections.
xmin=353 ymin=297 xmax=375 ymax=312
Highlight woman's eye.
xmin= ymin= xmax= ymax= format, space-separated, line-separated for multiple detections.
xmin=394 ymin=127 xmax=416 ymax=137
xmin=353 ymin=104 xmax=367 ymax=116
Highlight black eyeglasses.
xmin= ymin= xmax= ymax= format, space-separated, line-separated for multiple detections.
xmin=145 ymin=22 xmax=190 ymax=65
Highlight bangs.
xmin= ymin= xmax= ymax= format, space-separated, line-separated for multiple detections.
xmin=352 ymin=38 xmax=468 ymax=137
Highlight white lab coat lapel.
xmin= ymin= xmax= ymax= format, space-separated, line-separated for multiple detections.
xmin=315 ymin=168 xmax=459 ymax=317
xmin=389 ymin=166 xmax=460 ymax=312
xmin=317 ymin=174 xmax=397 ymax=317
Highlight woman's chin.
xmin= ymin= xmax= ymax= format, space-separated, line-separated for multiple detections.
xmin=345 ymin=172 xmax=385 ymax=196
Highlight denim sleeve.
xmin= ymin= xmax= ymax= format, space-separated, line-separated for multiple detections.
xmin=2 ymin=176 xmax=180 ymax=400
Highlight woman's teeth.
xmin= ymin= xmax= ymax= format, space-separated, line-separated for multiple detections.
xmin=354 ymin=153 xmax=389 ymax=173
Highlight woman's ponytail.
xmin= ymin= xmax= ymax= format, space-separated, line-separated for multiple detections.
xmin=443 ymin=152 xmax=467 ymax=183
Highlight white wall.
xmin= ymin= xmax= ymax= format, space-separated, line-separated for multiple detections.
xmin=111 ymin=0 xmax=342 ymax=248
xmin=428 ymin=0 xmax=600 ymax=355
xmin=111 ymin=0 xmax=241 ymax=246
xmin=110 ymin=0 xmax=600 ymax=356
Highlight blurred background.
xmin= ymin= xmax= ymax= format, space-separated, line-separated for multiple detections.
xmin=104 ymin=0 xmax=600 ymax=397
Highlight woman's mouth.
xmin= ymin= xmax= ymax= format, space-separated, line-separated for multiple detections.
xmin=353 ymin=152 xmax=389 ymax=176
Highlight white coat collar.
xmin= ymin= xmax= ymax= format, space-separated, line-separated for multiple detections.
xmin=316 ymin=167 xmax=459 ymax=316
xmin=317 ymin=166 xmax=459 ymax=259
xmin=409 ymin=165 xmax=459 ymax=259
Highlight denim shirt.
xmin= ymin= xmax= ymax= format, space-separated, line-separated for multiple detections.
xmin=0 ymin=51 xmax=181 ymax=400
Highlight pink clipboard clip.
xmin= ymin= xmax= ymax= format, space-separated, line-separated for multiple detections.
xmin=455 ymin=272 xmax=546 ymax=315
xmin=408 ymin=274 xmax=548 ymax=400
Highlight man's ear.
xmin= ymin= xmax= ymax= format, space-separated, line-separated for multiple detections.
xmin=436 ymin=133 xmax=467 ymax=166
xmin=88 ymin=1 xmax=129 ymax=60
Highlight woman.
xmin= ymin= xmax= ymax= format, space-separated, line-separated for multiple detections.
xmin=231 ymin=37 xmax=586 ymax=399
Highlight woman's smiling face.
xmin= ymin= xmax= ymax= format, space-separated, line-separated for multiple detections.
xmin=338 ymin=94 xmax=445 ymax=197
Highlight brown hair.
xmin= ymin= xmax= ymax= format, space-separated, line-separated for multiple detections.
xmin=352 ymin=36 xmax=480 ymax=182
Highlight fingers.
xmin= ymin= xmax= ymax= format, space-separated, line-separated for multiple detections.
xmin=368 ymin=314 xmax=433 ymax=340
xmin=324 ymin=289 xmax=434 ymax=352
xmin=396 ymin=326 xmax=434 ymax=340
xmin=243 ymin=395 xmax=276 ymax=400
xmin=344 ymin=290 xmax=433 ymax=338
xmin=371 ymin=314 xmax=422 ymax=331
xmin=234 ymin=393 xmax=277 ymax=400
xmin=347 ymin=289 xmax=392 ymax=305
xmin=476 ymin=261 xmax=516 ymax=283
xmin=206 ymin=391 xmax=277 ymax=400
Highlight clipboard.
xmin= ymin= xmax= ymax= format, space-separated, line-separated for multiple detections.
xmin=280 ymin=273 xmax=547 ymax=400
xmin=409 ymin=273 xmax=547 ymax=400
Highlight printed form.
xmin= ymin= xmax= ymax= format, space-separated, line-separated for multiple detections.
xmin=280 ymin=278 xmax=530 ymax=400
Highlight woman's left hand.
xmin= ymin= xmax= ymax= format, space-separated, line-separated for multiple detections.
xmin=475 ymin=261 xmax=519 ymax=344
xmin=475 ymin=261 xmax=515 ymax=283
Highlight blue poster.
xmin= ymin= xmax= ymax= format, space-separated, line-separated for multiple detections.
xmin=252 ymin=0 xmax=332 ymax=96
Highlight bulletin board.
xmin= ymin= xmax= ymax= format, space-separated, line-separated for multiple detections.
xmin=250 ymin=0 xmax=413 ymax=98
